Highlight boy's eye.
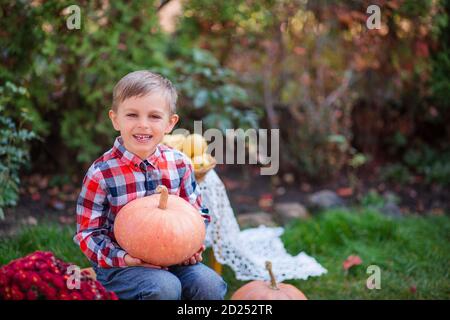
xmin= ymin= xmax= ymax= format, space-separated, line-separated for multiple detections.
xmin=151 ymin=115 xmax=162 ymax=119
xmin=126 ymin=114 xmax=137 ymax=117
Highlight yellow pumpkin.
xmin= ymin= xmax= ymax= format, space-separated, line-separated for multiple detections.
xmin=182 ymin=134 xmax=208 ymax=158
xmin=162 ymin=134 xmax=186 ymax=151
xmin=191 ymin=153 xmax=212 ymax=170
xmin=114 ymin=185 xmax=206 ymax=267
xmin=231 ymin=261 xmax=308 ymax=300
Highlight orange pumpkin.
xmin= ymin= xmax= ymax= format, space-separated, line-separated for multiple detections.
xmin=231 ymin=261 xmax=308 ymax=300
xmin=114 ymin=185 xmax=206 ymax=267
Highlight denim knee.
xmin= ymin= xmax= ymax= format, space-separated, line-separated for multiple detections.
xmin=186 ymin=271 xmax=228 ymax=300
xmin=139 ymin=275 xmax=182 ymax=300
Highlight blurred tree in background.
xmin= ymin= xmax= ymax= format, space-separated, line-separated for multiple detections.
xmin=1 ymin=0 xmax=449 ymax=214
xmin=179 ymin=0 xmax=449 ymax=182
xmin=1 ymin=0 xmax=255 ymax=172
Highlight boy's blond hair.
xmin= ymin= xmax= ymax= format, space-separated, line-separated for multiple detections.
xmin=112 ymin=70 xmax=178 ymax=113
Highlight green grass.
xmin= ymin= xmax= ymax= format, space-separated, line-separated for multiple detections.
xmin=0 ymin=224 xmax=88 ymax=268
xmin=279 ymin=209 xmax=450 ymax=299
xmin=1 ymin=209 xmax=449 ymax=299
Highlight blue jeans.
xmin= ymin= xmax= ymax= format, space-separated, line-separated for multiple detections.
xmin=93 ymin=263 xmax=227 ymax=300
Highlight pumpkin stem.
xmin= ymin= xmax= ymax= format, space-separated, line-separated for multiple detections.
xmin=265 ymin=261 xmax=279 ymax=290
xmin=156 ymin=185 xmax=168 ymax=210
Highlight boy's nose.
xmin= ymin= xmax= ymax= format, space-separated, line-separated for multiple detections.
xmin=137 ymin=118 xmax=150 ymax=129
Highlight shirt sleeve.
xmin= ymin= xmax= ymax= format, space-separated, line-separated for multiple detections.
xmin=73 ymin=167 xmax=127 ymax=268
xmin=179 ymin=159 xmax=211 ymax=227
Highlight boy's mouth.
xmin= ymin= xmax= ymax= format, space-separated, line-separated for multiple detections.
xmin=133 ymin=134 xmax=153 ymax=143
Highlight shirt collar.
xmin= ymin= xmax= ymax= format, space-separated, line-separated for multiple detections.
xmin=112 ymin=136 xmax=161 ymax=169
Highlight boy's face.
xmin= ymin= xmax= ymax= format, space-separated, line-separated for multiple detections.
xmin=109 ymin=91 xmax=179 ymax=160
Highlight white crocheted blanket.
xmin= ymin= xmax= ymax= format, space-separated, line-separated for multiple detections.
xmin=199 ymin=170 xmax=327 ymax=281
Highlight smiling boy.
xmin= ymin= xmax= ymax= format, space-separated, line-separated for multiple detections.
xmin=73 ymin=70 xmax=227 ymax=300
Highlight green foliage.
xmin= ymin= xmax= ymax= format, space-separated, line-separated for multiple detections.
xmin=26 ymin=0 xmax=173 ymax=165
xmin=431 ymin=49 xmax=450 ymax=108
xmin=1 ymin=0 xmax=449 ymax=185
xmin=166 ymin=48 xmax=260 ymax=132
xmin=381 ymin=144 xmax=450 ymax=186
xmin=404 ymin=146 xmax=450 ymax=185
xmin=178 ymin=0 xmax=449 ymax=181
xmin=359 ymin=190 xmax=387 ymax=209
xmin=0 ymin=223 xmax=89 ymax=267
xmin=381 ymin=0 xmax=450 ymax=186
xmin=0 ymin=82 xmax=37 ymax=219
xmin=48 ymin=173 xmax=73 ymax=189
xmin=1 ymin=1 xmax=258 ymax=171
xmin=430 ymin=0 xmax=450 ymax=109
xmin=380 ymin=163 xmax=413 ymax=185
xmin=0 ymin=1 xmax=44 ymax=80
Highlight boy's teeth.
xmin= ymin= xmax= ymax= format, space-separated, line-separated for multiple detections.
xmin=134 ymin=134 xmax=151 ymax=140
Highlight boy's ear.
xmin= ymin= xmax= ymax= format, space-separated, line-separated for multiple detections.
xmin=109 ymin=109 xmax=120 ymax=131
xmin=165 ymin=113 xmax=179 ymax=134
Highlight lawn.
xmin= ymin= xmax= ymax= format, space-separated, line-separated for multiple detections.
xmin=1 ymin=208 xmax=449 ymax=299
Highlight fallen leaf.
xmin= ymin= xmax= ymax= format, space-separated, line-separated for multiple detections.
xmin=31 ymin=192 xmax=41 ymax=201
xmin=343 ymin=255 xmax=362 ymax=271
xmin=337 ymin=187 xmax=353 ymax=197
xmin=410 ymin=285 xmax=417 ymax=294
xmin=258 ymin=193 xmax=274 ymax=211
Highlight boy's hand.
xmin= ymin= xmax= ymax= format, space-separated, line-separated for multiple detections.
xmin=124 ymin=254 xmax=168 ymax=270
xmin=180 ymin=245 xmax=206 ymax=266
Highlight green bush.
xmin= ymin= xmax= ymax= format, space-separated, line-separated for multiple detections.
xmin=0 ymin=82 xmax=37 ymax=218
xmin=1 ymin=0 xmax=449 ymax=184
xmin=359 ymin=190 xmax=387 ymax=210
xmin=380 ymin=163 xmax=413 ymax=185
xmin=178 ymin=0 xmax=448 ymax=180
xmin=430 ymin=0 xmax=450 ymax=109
xmin=404 ymin=146 xmax=450 ymax=185
xmin=165 ymin=48 xmax=260 ymax=132
xmin=0 ymin=1 xmax=257 ymax=173
xmin=380 ymin=144 xmax=450 ymax=186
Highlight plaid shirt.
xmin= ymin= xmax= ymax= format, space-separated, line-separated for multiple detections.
xmin=74 ymin=136 xmax=210 ymax=268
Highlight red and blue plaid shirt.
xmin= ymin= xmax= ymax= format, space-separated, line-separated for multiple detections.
xmin=74 ymin=136 xmax=210 ymax=268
